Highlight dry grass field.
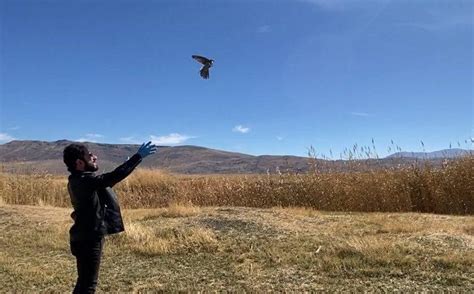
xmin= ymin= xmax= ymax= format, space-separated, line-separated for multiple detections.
xmin=0 ymin=155 xmax=474 ymax=215
xmin=0 ymin=204 xmax=472 ymax=292
xmin=0 ymin=156 xmax=472 ymax=214
xmin=0 ymin=156 xmax=472 ymax=291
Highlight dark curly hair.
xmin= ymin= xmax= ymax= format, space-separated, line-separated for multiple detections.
xmin=63 ymin=144 xmax=89 ymax=172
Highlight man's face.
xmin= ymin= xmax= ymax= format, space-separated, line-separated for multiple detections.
xmin=82 ymin=151 xmax=98 ymax=172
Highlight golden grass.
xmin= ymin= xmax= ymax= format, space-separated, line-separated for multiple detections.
xmin=108 ymin=221 xmax=218 ymax=256
xmin=272 ymin=206 xmax=322 ymax=217
xmin=0 ymin=205 xmax=473 ymax=291
xmin=108 ymin=202 xmax=212 ymax=256
xmin=0 ymin=156 xmax=472 ymax=214
xmin=0 ymin=173 xmax=69 ymax=207
xmin=163 ymin=201 xmax=201 ymax=218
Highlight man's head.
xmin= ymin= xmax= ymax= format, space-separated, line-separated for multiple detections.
xmin=63 ymin=143 xmax=98 ymax=173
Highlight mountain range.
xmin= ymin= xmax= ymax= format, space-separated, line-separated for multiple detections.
xmin=387 ymin=149 xmax=471 ymax=159
xmin=0 ymin=140 xmax=471 ymax=175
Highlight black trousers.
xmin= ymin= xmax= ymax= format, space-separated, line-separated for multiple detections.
xmin=70 ymin=237 xmax=105 ymax=294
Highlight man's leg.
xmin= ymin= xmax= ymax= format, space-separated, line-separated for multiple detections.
xmin=71 ymin=237 xmax=105 ymax=294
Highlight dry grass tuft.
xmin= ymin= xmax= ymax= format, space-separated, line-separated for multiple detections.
xmin=0 ymin=173 xmax=69 ymax=207
xmin=109 ymin=220 xmax=218 ymax=256
xmin=272 ymin=206 xmax=322 ymax=217
xmin=162 ymin=201 xmax=201 ymax=218
xmin=464 ymin=225 xmax=474 ymax=236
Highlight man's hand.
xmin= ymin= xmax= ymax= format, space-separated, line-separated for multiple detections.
xmin=137 ymin=141 xmax=158 ymax=159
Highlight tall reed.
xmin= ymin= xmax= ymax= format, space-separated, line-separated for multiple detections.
xmin=0 ymin=156 xmax=472 ymax=214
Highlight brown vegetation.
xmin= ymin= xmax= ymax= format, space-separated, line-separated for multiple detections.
xmin=0 ymin=156 xmax=472 ymax=214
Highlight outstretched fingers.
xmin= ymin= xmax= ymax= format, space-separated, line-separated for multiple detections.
xmin=148 ymin=144 xmax=158 ymax=154
xmin=137 ymin=141 xmax=158 ymax=158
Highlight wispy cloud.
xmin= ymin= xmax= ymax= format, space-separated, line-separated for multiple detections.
xmin=119 ymin=136 xmax=141 ymax=144
xmin=233 ymin=125 xmax=250 ymax=134
xmin=276 ymin=136 xmax=284 ymax=141
xmin=8 ymin=126 xmax=21 ymax=131
xmin=298 ymin=0 xmax=346 ymax=10
xmin=150 ymin=133 xmax=194 ymax=145
xmin=0 ymin=133 xmax=15 ymax=143
xmin=76 ymin=133 xmax=104 ymax=143
xmin=86 ymin=133 xmax=103 ymax=139
xmin=395 ymin=12 xmax=473 ymax=31
xmin=396 ymin=20 xmax=470 ymax=31
xmin=350 ymin=112 xmax=371 ymax=117
xmin=120 ymin=133 xmax=195 ymax=145
xmin=257 ymin=25 xmax=271 ymax=33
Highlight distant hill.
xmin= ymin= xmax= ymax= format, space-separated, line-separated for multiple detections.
xmin=0 ymin=140 xmax=311 ymax=174
xmin=386 ymin=149 xmax=472 ymax=159
xmin=0 ymin=140 xmax=471 ymax=175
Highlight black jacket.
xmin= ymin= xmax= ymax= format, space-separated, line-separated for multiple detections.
xmin=67 ymin=154 xmax=142 ymax=242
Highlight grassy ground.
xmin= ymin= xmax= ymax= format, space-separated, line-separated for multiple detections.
xmin=0 ymin=204 xmax=472 ymax=292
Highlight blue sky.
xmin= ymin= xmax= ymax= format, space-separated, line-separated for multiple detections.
xmin=1 ymin=0 xmax=472 ymax=158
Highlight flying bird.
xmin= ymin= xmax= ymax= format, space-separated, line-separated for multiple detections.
xmin=192 ymin=55 xmax=214 ymax=79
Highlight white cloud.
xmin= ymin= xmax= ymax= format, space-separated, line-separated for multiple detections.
xmin=396 ymin=11 xmax=473 ymax=32
xmin=76 ymin=133 xmax=104 ymax=143
xmin=8 ymin=126 xmax=20 ymax=130
xmin=150 ymin=133 xmax=194 ymax=145
xmin=257 ymin=25 xmax=271 ymax=33
xmin=396 ymin=20 xmax=470 ymax=31
xmin=350 ymin=112 xmax=370 ymax=117
xmin=85 ymin=133 xmax=103 ymax=138
xmin=276 ymin=136 xmax=284 ymax=141
xmin=233 ymin=125 xmax=250 ymax=134
xmin=0 ymin=133 xmax=15 ymax=143
xmin=119 ymin=136 xmax=141 ymax=144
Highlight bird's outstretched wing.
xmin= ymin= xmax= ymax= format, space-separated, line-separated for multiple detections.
xmin=200 ymin=65 xmax=210 ymax=79
xmin=192 ymin=55 xmax=211 ymax=65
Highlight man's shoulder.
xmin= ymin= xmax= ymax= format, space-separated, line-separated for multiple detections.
xmin=69 ymin=172 xmax=98 ymax=182
xmin=68 ymin=172 xmax=101 ymax=193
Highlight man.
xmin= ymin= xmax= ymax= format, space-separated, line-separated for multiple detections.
xmin=63 ymin=141 xmax=157 ymax=293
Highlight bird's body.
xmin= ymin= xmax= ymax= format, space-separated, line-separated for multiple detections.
xmin=192 ymin=55 xmax=214 ymax=79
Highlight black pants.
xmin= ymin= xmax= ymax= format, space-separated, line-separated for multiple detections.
xmin=70 ymin=237 xmax=105 ymax=294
